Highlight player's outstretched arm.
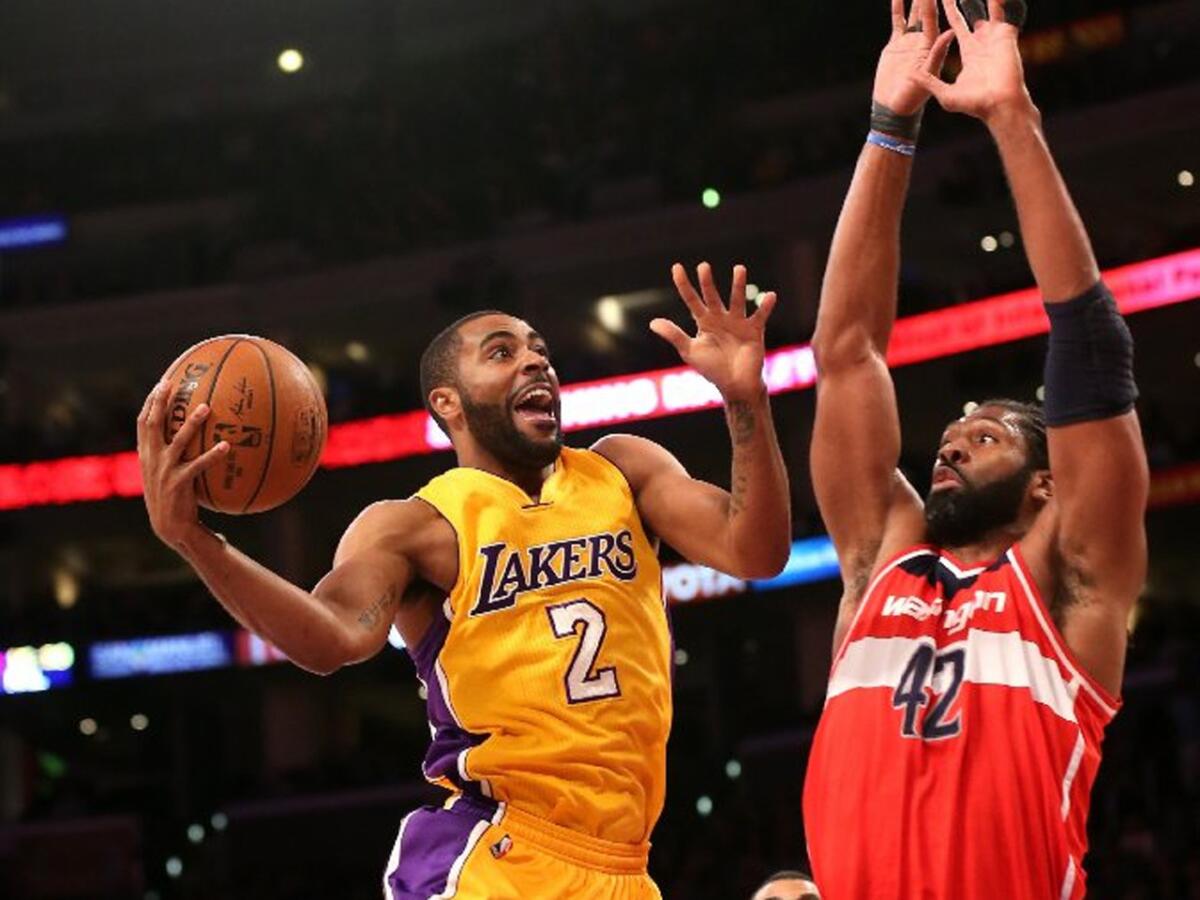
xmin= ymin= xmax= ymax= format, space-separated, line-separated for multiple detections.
xmin=810 ymin=0 xmax=947 ymax=602
xmin=593 ymin=263 xmax=790 ymax=579
xmin=138 ymin=379 xmax=417 ymax=675
xmin=915 ymin=0 xmax=1148 ymax=693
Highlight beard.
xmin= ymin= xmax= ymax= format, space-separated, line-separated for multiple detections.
xmin=460 ymin=388 xmax=562 ymax=471
xmin=924 ymin=464 xmax=1033 ymax=548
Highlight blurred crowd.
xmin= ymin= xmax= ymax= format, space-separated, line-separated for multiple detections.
xmin=0 ymin=0 xmax=1194 ymax=307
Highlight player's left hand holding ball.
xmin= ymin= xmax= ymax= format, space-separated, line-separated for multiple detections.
xmin=137 ymin=380 xmax=229 ymax=550
xmin=652 ymin=263 xmax=776 ymax=403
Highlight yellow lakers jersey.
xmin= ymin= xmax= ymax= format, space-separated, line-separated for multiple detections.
xmin=410 ymin=446 xmax=672 ymax=846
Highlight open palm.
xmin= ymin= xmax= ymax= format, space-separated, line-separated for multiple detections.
xmin=874 ymin=0 xmax=947 ymax=116
xmin=911 ymin=0 xmax=1030 ymax=121
xmin=652 ymin=263 xmax=776 ymax=403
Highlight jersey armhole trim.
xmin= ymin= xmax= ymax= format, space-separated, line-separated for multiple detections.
xmin=409 ymin=493 xmax=466 ymax=614
xmin=1007 ymin=545 xmax=1121 ymax=718
xmin=830 ymin=545 xmax=938 ymax=670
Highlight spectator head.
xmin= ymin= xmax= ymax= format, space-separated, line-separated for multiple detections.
xmin=751 ymin=870 xmax=821 ymax=900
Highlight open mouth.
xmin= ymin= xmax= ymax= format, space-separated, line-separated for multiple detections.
xmin=512 ymin=384 xmax=558 ymax=431
xmin=931 ymin=466 xmax=965 ymax=490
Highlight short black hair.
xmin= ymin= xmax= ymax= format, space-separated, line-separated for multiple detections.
xmin=419 ymin=309 xmax=507 ymax=432
xmin=976 ymin=398 xmax=1048 ymax=470
xmin=755 ymin=870 xmax=819 ymax=896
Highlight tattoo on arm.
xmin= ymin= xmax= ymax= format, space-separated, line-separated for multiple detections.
xmin=726 ymin=400 xmax=758 ymax=516
xmin=728 ymin=400 xmax=756 ymax=446
xmin=729 ymin=469 xmax=749 ymax=517
xmin=357 ymin=588 xmax=398 ymax=631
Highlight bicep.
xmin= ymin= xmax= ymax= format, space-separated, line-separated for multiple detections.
xmin=811 ymin=354 xmax=917 ymax=583
xmin=1049 ymin=411 xmax=1148 ymax=602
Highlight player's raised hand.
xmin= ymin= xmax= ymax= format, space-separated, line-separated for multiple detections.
xmin=137 ymin=378 xmax=228 ymax=548
xmin=652 ymin=263 xmax=776 ymax=403
xmin=874 ymin=0 xmax=953 ymax=117
xmin=909 ymin=0 xmax=1031 ymax=123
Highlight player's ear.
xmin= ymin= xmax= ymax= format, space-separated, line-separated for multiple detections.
xmin=1031 ymin=470 xmax=1053 ymax=503
xmin=430 ymin=386 xmax=462 ymax=428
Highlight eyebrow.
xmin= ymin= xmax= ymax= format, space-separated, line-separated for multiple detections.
xmin=478 ymin=329 xmax=548 ymax=348
xmin=943 ymin=415 xmax=1009 ymax=439
xmin=478 ymin=329 xmax=518 ymax=347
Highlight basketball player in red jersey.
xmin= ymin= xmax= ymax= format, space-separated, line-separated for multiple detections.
xmin=802 ymin=1 xmax=1148 ymax=897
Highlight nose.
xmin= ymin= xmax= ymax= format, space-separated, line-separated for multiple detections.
xmin=939 ymin=442 xmax=967 ymax=466
xmin=520 ymin=348 xmax=550 ymax=375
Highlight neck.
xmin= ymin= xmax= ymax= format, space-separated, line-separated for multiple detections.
xmin=939 ymin=524 xmax=1026 ymax=566
xmin=455 ymin=449 xmax=556 ymax=499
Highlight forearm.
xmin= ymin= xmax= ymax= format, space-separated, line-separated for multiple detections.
xmin=812 ymin=144 xmax=913 ymax=362
xmin=173 ymin=525 xmax=369 ymax=674
xmin=988 ymin=103 xmax=1100 ymax=303
xmin=724 ymin=389 xmax=791 ymax=577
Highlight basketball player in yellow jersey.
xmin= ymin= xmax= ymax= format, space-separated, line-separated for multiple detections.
xmin=137 ymin=262 xmax=792 ymax=898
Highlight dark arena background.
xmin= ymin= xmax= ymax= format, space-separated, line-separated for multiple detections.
xmin=1 ymin=1 xmax=1198 ymax=898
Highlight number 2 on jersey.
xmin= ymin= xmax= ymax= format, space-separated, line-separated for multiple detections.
xmin=546 ymin=599 xmax=621 ymax=704
xmin=892 ymin=643 xmax=965 ymax=740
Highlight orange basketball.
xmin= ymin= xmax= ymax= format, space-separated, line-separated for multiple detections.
xmin=161 ymin=335 xmax=327 ymax=514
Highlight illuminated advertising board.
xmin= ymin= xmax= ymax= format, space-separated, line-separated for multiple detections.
xmin=89 ymin=632 xmax=232 ymax=679
xmin=0 ymin=643 xmax=76 ymax=694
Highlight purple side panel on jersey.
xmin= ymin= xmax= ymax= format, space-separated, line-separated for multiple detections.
xmin=407 ymin=609 xmax=489 ymax=792
xmin=384 ymin=796 xmax=498 ymax=900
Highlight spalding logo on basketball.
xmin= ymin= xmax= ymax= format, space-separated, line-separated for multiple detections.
xmin=162 ymin=335 xmax=328 ymax=514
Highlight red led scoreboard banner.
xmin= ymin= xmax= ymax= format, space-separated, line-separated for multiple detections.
xmin=2 ymin=248 xmax=1199 ymax=510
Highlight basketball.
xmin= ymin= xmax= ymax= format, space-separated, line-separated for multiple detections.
xmin=160 ymin=335 xmax=327 ymax=514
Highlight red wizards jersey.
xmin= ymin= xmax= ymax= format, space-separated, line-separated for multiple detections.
xmin=803 ymin=545 xmax=1120 ymax=900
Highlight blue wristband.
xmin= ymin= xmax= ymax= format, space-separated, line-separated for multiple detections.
xmin=867 ymin=130 xmax=916 ymax=157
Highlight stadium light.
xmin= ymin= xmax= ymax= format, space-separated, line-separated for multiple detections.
xmin=277 ymin=49 xmax=304 ymax=74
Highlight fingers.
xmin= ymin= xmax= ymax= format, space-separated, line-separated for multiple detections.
xmin=696 ymin=262 xmax=723 ymax=311
xmin=750 ymin=291 xmax=778 ymax=325
xmin=137 ymin=383 xmax=156 ymax=424
xmin=958 ymin=0 xmax=987 ymax=29
xmin=941 ymin=0 xmax=971 ymax=39
xmin=729 ymin=265 xmax=748 ymax=317
xmin=648 ymin=318 xmax=692 ymax=359
xmin=167 ymin=403 xmax=210 ymax=464
xmin=908 ymin=63 xmax=953 ymax=107
xmin=988 ymin=0 xmax=1004 ymax=22
xmin=138 ymin=379 xmax=169 ymax=449
xmin=1001 ymin=0 xmax=1027 ymax=28
xmin=926 ymin=29 xmax=957 ymax=75
xmin=136 ymin=384 xmax=156 ymax=444
xmin=905 ymin=0 xmax=922 ymax=30
xmin=891 ymin=0 xmax=906 ymax=33
xmin=180 ymin=440 xmax=230 ymax=483
xmin=671 ymin=263 xmax=707 ymax=320
xmin=921 ymin=0 xmax=938 ymax=38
